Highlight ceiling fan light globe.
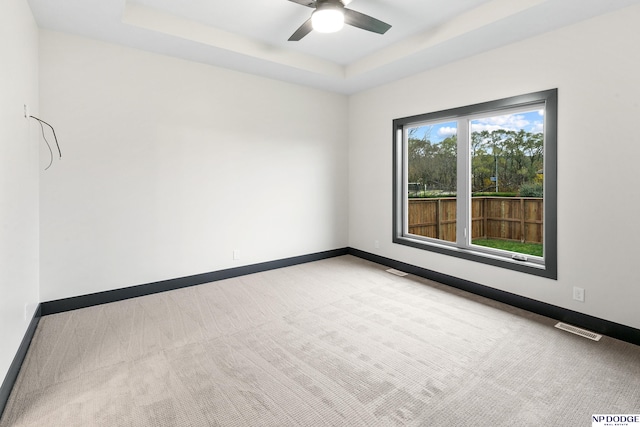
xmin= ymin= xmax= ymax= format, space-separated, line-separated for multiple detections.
xmin=312 ymin=9 xmax=344 ymax=33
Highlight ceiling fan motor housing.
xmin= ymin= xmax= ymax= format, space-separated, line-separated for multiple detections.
xmin=312 ymin=0 xmax=345 ymax=33
xmin=315 ymin=0 xmax=346 ymax=10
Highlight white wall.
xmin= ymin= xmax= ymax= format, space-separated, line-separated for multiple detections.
xmin=7 ymin=5 xmax=640 ymax=382
xmin=349 ymin=4 xmax=640 ymax=329
xmin=0 ymin=0 xmax=40 ymax=383
xmin=39 ymin=31 xmax=349 ymax=301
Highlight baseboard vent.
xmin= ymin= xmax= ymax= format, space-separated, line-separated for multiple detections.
xmin=554 ymin=322 xmax=602 ymax=341
xmin=386 ymin=268 xmax=408 ymax=277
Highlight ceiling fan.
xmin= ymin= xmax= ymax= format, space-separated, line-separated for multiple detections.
xmin=287 ymin=0 xmax=391 ymax=41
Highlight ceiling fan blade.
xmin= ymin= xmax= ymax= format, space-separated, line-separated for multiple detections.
xmin=287 ymin=0 xmax=316 ymax=8
xmin=344 ymin=8 xmax=391 ymax=34
xmin=288 ymin=18 xmax=314 ymax=41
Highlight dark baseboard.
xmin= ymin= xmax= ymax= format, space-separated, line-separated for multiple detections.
xmin=0 ymin=304 xmax=41 ymax=420
xmin=32 ymin=243 xmax=640 ymax=345
xmin=348 ymin=248 xmax=640 ymax=347
xmin=41 ymin=248 xmax=349 ymax=316
xmin=3 ymin=246 xmax=638 ymax=421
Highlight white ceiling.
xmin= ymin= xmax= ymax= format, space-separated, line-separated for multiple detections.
xmin=27 ymin=0 xmax=640 ymax=94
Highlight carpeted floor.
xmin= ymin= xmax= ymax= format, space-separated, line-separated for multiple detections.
xmin=1 ymin=255 xmax=639 ymax=426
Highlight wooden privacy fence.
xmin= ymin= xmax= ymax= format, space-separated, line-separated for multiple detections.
xmin=408 ymin=197 xmax=543 ymax=243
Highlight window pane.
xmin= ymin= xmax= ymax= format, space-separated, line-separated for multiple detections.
xmin=406 ymin=121 xmax=457 ymax=243
xmin=470 ymin=110 xmax=544 ymax=257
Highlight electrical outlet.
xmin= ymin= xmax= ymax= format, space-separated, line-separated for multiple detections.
xmin=374 ymin=240 xmax=380 ymax=249
xmin=233 ymin=249 xmax=241 ymax=260
xmin=573 ymin=286 xmax=585 ymax=302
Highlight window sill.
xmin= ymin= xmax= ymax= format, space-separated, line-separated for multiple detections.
xmin=394 ymin=234 xmax=555 ymax=279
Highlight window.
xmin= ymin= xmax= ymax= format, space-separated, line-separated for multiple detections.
xmin=393 ymin=90 xmax=557 ymax=279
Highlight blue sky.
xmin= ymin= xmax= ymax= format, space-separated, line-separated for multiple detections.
xmin=410 ymin=110 xmax=544 ymax=143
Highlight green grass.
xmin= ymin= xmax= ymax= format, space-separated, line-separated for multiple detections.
xmin=471 ymin=192 xmax=517 ymax=197
xmin=472 ymin=238 xmax=543 ymax=257
xmin=408 ymin=192 xmax=456 ymax=198
xmin=408 ymin=192 xmax=519 ymax=198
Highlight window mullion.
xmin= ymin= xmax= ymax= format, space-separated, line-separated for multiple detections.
xmin=456 ymin=119 xmax=470 ymax=247
xmin=400 ymin=127 xmax=409 ymax=236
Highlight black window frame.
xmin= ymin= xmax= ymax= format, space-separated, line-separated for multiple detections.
xmin=392 ymin=89 xmax=557 ymax=279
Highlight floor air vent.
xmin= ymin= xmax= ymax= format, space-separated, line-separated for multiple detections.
xmin=386 ymin=268 xmax=408 ymax=277
xmin=554 ymin=322 xmax=602 ymax=341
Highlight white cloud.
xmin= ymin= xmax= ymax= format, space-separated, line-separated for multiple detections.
xmin=471 ymin=112 xmax=542 ymax=134
xmin=437 ymin=126 xmax=457 ymax=137
xmin=471 ymin=123 xmax=505 ymax=133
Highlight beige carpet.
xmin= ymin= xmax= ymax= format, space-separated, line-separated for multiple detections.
xmin=1 ymin=255 xmax=639 ymax=426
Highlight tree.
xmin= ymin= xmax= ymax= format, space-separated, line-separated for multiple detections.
xmin=470 ymin=129 xmax=543 ymax=194
xmin=408 ymin=128 xmax=457 ymax=194
xmin=409 ymin=126 xmax=543 ymax=196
